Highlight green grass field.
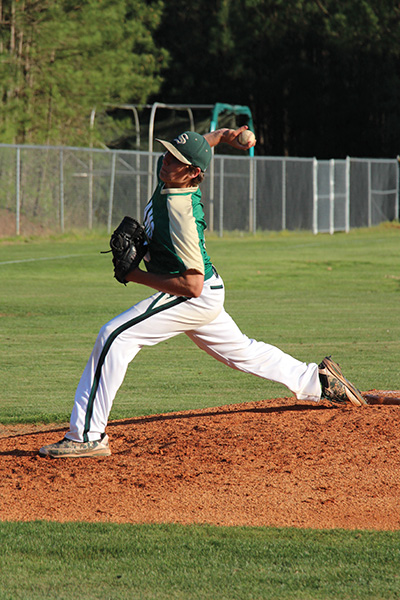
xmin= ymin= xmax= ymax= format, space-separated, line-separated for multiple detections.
xmin=1 ymin=225 xmax=399 ymax=599
xmin=1 ymin=522 xmax=399 ymax=600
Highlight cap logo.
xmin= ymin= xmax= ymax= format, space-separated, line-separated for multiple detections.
xmin=174 ymin=133 xmax=189 ymax=145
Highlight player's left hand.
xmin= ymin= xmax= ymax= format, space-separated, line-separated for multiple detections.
xmin=104 ymin=216 xmax=148 ymax=285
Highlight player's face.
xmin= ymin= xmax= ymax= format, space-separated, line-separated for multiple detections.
xmin=160 ymin=152 xmax=200 ymax=188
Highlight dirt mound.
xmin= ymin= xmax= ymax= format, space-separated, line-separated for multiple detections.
xmin=1 ymin=392 xmax=399 ymax=530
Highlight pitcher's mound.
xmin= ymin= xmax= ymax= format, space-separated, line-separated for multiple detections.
xmin=0 ymin=393 xmax=399 ymax=530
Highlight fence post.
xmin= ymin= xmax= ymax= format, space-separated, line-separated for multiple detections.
xmin=252 ymin=158 xmax=257 ymax=234
xmin=209 ymin=155 xmax=215 ymax=232
xmin=312 ymin=158 xmax=318 ymax=234
xmin=136 ymin=152 xmax=141 ymax=222
xmin=281 ymin=159 xmax=286 ymax=230
xmin=329 ymin=159 xmax=334 ymax=235
xmin=108 ymin=152 xmax=116 ymax=233
xmin=367 ymin=160 xmax=372 ymax=227
xmin=16 ymin=147 xmax=21 ymax=236
xmin=88 ymin=152 xmax=93 ymax=230
xmin=59 ymin=149 xmax=64 ymax=232
xmin=345 ymin=157 xmax=350 ymax=232
xmin=219 ymin=157 xmax=224 ymax=237
xmin=15 ymin=146 xmax=21 ymax=235
xmin=249 ymin=157 xmax=256 ymax=233
xmin=396 ymin=156 xmax=400 ymax=222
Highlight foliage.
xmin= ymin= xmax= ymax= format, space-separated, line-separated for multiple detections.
xmin=153 ymin=0 xmax=400 ymax=158
xmin=2 ymin=1 xmax=400 ymax=157
xmin=0 ymin=0 xmax=168 ymax=146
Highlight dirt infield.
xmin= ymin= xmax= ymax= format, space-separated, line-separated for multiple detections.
xmin=1 ymin=391 xmax=399 ymax=530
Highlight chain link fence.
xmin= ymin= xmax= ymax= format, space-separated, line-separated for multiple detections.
xmin=0 ymin=143 xmax=398 ymax=237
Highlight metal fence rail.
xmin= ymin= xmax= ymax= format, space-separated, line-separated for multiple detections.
xmin=0 ymin=143 xmax=398 ymax=236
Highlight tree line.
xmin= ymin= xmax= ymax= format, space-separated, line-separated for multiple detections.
xmin=1 ymin=0 xmax=400 ymax=158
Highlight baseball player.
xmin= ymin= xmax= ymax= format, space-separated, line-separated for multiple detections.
xmin=39 ymin=127 xmax=366 ymax=458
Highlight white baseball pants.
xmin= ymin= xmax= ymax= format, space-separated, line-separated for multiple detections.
xmin=67 ymin=273 xmax=321 ymax=442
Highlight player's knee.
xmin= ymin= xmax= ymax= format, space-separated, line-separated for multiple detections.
xmin=97 ymin=322 xmax=115 ymax=346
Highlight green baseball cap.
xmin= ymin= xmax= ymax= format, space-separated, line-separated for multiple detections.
xmin=156 ymin=131 xmax=212 ymax=172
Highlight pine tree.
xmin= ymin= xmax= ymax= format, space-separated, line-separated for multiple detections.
xmin=0 ymin=0 xmax=167 ymax=145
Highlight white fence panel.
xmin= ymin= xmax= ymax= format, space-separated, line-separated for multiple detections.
xmin=314 ymin=159 xmax=349 ymax=234
xmin=0 ymin=143 xmax=398 ymax=236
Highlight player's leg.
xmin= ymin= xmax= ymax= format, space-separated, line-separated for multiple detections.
xmin=40 ymin=278 xmax=225 ymax=456
xmin=186 ymin=307 xmax=321 ymax=402
xmin=66 ymin=293 xmax=186 ymax=442
xmin=40 ymin=292 xmax=197 ymax=456
xmin=66 ymin=282 xmax=225 ymax=443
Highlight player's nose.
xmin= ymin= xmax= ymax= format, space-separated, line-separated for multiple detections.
xmin=162 ymin=152 xmax=172 ymax=166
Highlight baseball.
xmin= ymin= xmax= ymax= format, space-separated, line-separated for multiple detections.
xmin=238 ymin=129 xmax=256 ymax=146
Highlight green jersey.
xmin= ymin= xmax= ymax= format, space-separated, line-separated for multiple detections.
xmin=143 ymin=155 xmax=213 ymax=280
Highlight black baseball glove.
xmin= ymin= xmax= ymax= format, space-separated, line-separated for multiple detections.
xmin=105 ymin=216 xmax=148 ymax=284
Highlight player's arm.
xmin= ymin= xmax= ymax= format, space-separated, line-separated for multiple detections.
xmin=204 ymin=126 xmax=255 ymax=150
xmin=125 ymin=268 xmax=204 ymax=298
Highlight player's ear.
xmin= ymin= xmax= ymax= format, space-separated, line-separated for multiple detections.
xmin=188 ymin=165 xmax=201 ymax=180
